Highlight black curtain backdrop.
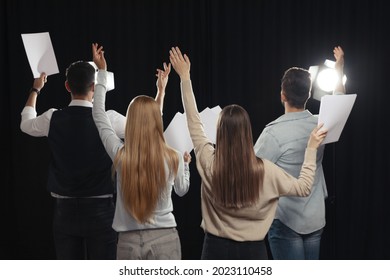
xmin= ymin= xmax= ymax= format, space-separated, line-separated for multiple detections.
xmin=1 ymin=0 xmax=389 ymax=259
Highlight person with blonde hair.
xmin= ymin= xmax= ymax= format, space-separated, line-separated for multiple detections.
xmin=92 ymin=43 xmax=191 ymax=260
xmin=169 ymin=46 xmax=327 ymax=260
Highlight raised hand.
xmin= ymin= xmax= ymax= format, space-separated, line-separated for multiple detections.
xmin=333 ymin=46 xmax=344 ymax=71
xmin=307 ymin=123 xmax=328 ymax=149
xmin=33 ymin=72 xmax=47 ymax=91
xmin=92 ymin=43 xmax=107 ymax=70
xmin=156 ymin=62 xmax=171 ymax=93
xmin=169 ymin=47 xmax=191 ymax=81
xmin=333 ymin=46 xmax=345 ymax=93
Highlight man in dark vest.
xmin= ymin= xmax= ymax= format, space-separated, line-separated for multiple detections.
xmin=20 ymin=61 xmax=122 ymax=259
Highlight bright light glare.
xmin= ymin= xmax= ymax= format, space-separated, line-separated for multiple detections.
xmin=316 ymin=68 xmax=338 ymax=92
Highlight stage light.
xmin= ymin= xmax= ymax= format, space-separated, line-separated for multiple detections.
xmin=309 ymin=59 xmax=347 ymax=101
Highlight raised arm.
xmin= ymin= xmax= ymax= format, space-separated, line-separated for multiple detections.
xmin=276 ymin=124 xmax=328 ymax=197
xmin=91 ymin=43 xmax=122 ymax=161
xmin=155 ymin=62 xmax=171 ymax=112
xmin=24 ymin=72 xmax=47 ymax=108
xmin=20 ymin=72 xmax=54 ymax=137
xmin=170 ymin=46 xmax=214 ymax=167
xmin=333 ymin=46 xmax=345 ymax=94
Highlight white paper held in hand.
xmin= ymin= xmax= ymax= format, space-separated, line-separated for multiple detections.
xmin=21 ymin=32 xmax=59 ymax=78
xmin=318 ymin=94 xmax=357 ymax=144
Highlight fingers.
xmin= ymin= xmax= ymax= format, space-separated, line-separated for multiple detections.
xmin=315 ymin=123 xmax=325 ymax=133
xmin=162 ymin=62 xmax=171 ymax=74
xmin=170 ymin=46 xmax=184 ymax=61
xmin=92 ymin=42 xmax=104 ymax=57
xmin=170 ymin=47 xmax=178 ymax=57
xmin=40 ymin=72 xmax=47 ymax=83
xmin=169 ymin=49 xmax=177 ymax=62
xmin=93 ymin=42 xmax=103 ymax=53
xmin=184 ymin=53 xmax=190 ymax=65
xmin=175 ymin=46 xmax=183 ymax=57
xmin=34 ymin=72 xmax=47 ymax=89
xmin=315 ymin=123 xmax=327 ymax=138
xmin=311 ymin=123 xmax=327 ymax=137
xmin=308 ymin=123 xmax=328 ymax=148
xmin=183 ymin=151 xmax=192 ymax=163
xmin=156 ymin=63 xmax=170 ymax=79
xmin=317 ymin=129 xmax=327 ymax=138
xmin=333 ymin=46 xmax=344 ymax=59
xmin=316 ymin=122 xmax=324 ymax=131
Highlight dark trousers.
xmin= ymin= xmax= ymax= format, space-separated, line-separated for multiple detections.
xmin=52 ymin=197 xmax=117 ymax=260
xmin=201 ymin=232 xmax=268 ymax=260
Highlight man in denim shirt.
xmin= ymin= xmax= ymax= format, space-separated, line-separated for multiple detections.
xmin=254 ymin=46 xmax=345 ymax=259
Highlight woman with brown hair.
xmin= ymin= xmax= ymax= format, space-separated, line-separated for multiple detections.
xmin=169 ymin=46 xmax=327 ymax=260
xmin=92 ymin=43 xmax=191 ymax=260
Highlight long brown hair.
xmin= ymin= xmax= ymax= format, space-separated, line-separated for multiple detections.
xmin=212 ymin=104 xmax=264 ymax=208
xmin=113 ymin=95 xmax=179 ymax=223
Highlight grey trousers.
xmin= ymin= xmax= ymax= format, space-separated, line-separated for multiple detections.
xmin=117 ymin=227 xmax=181 ymax=260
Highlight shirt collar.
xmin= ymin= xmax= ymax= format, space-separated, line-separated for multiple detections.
xmin=266 ymin=110 xmax=313 ymax=126
xmin=69 ymin=99 xmax=93 ymax=108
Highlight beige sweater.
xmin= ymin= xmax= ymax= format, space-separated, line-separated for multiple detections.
xmin=180 ymin=80 xmax=317 ymax=241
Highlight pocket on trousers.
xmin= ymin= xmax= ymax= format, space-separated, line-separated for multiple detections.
xmin=149 ymin=231 xmax=181 ymax=260
xmin=117 ymin=240 xmax=138 ymax=260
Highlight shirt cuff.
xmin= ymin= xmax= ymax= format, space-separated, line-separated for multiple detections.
xmin=97 ymin=70 xmax=108 ymax=85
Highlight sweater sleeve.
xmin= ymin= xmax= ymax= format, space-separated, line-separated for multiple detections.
xmin=180 ymin=80 xmax=215 ymax=181
xmin=173 ymin=152 xmax=190 ymax=197
xmin=264 ymin=147 xmax=317 ymax=197
xmin=92 ymin=70 xmax=123 ymax=161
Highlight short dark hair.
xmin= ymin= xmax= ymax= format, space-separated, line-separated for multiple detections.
xmin=281 ymin=67 xmax=312 ymax=109
xmin=65 ymin=61 xmax=95 ymax=95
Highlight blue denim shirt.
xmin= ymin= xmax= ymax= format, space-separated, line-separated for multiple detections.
xmin=254 ymin=110 xmax=327 ymax=234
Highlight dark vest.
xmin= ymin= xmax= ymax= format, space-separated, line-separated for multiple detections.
xmin=47 ymin=106 xmax=114 ymax=197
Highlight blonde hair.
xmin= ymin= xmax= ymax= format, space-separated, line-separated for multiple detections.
xmin=212 ymin=105 xmax=264 ymax=208
xmin=113 ymin=95 xmax=179 ymax=223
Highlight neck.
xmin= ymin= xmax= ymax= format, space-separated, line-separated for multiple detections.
xmin=72 ymin=96 xmax=92 ymax=102
xmin=71 ymin=92 xmax=93 ymax=102
xmin=284 ymin=102 xmax=305 ymax=113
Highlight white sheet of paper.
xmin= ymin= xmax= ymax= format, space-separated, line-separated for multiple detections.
xmin=164 ymin=112 xmax=193 ymax=154
xmin=200 ymin=106 xmax=222 ymax=144
xmin=89 ymin=62 xmax=115 ymax=91
xmin=164 ymin=105 xmax=221 ymax=154
xmin=21 ymin=32 xmax=59 ymax=78
xmin=318 ymin=94 xmax=357 ymax=144
xmin=211 ymin=105 xmax=222 ymax=114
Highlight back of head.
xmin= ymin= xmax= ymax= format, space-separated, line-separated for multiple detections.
xmin=65 ymin=61 xmax=95 ymax=95
xmin=116 ymin=95 xmax=178 ymax=223
xmin=216 ymin=105 xmax=253 ymax=149
xmin=125 ymin=95 xmax=164 ymax=143
xmin=213 ymin=104 xmax=263 ymax=208
xmin=281 ymin=67 xmax=312 ymax=109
